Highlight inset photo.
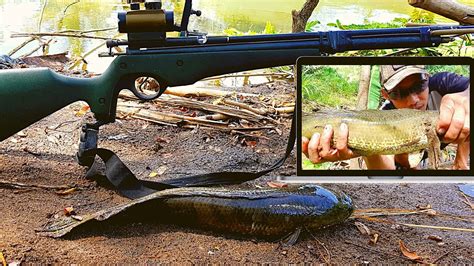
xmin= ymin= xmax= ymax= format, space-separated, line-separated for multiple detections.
xmin=296 ymin=57 xmax=472 ymax=177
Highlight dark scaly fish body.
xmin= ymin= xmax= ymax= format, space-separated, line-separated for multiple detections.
xmin=302 ymin=109 xmax=439 ymax=156
xmin=39 ymin=185 xmax=354 ymax=239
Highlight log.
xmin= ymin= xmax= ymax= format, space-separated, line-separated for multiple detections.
xmin=292 ymin=0 xmax=320 ymax=33
xmin=408 ymin=0 xmax=474 ymax=25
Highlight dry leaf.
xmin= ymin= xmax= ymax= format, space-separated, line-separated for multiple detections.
xmin=47 ymin=135 xmax=59 ymax=145
xmin=399 ymin=240 xmax=423 ymax=262
xmin=149 ymin=171 xmax=158 ymax=178
xmin=64 ymin=206 xmax=75 ymax=216
xmin=354 ymin=222 xmax=371 ymax=236
xmin=369 ymin=233 xmax=379 ymax=245
xmin=56 ymin=188 xmax=76 ymax=195
xmin=155 ymin=137 xmax=170 ymax=143
xmin=0 ymin=251 xmax=6 ymax=266
xmin=267 ymin=181 xmax=287 ymax=188
xmin=427 ymin=235 xmax=443 ymax=242
xmin=75 ymin=105 xmax=90 ymax=117
xmin=157 ymin=165 xmax=168 ymax=175
xmin=113 ymin=46 xmax=123 ymax=53
xmin=16 ymin=131 xmax=27 ymax=138
xmin=244 ymin=140 xmax=257 ymax=147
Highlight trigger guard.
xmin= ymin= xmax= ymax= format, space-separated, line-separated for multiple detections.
xmin=130 ymin=79 xmax=168 ymax=101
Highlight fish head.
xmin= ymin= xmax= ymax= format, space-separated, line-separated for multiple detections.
xmin=298 ymin=185 xmax=354 ymax=230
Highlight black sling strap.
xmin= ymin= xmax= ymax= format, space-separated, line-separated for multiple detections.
xmin=85 ymin=111 xmax=297 ymax=199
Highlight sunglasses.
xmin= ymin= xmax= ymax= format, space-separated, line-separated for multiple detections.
xmin=386 ymin=81 xmax=428 ymax=100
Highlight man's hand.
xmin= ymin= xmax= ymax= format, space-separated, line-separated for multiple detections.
xmin=302 ymin=123 xmax=358 ymax=164
xmin=437 ymin=90 xmax=470 ymax=144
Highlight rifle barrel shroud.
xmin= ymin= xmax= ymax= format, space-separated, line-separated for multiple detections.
xmin=0 ymin=26 xmax=472 ymax=141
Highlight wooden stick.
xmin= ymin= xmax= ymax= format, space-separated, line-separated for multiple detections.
xmin=38 ymin=0 xmax=48 ymax=31
xmin=431 ymin=248 xmax=459 ymax=264
xmin=0 ymin=180 xmax=71 ymax=190
xmin=222 ymin=98 xmax=268 ymax=115
xmin=399 ymin=223 xmax=474 ymax=233
xmin=8 ymin=37 xmax=36 ymax=56
xmin=274 ymin=106 xmax=294 ymax=114
xmin=344 ymin=240 xmax=404 ymax=260
xmin=121 ymin=92 xmax=268 ymax=123
xmin=60 ymin=27 xmax=117 ymax=34
xmin=164 ymin=86 xmax=261 ymax=98
xmin=11 ymin=32 xmax=110 ymax=40
xmin=201 ymin=72 xmax=293 ymax=81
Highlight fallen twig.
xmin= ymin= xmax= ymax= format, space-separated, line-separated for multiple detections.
xmin=201 ymin=72 xmax=293 ymax=81
xmin=11 ymin=32 xmax=110 ymax=40
xmin=222 ymin=98 xmax=267 ymax=115
xmin=0 ymin=180 xmax=71 ymax=190
xmin=431 ymin=247 xmax=460 ymax=264
xmin=20 ymin=38 xmax=53 ymax=58
xmin=344 ymin=240 xmax=404 ymax=260
xmin=164 ymin=86 xmax=261 ymax=98
xmin=306 ymin=228 xmax=331 ymax=264
xmin=399 ymin=223 xmax=474 ymax=233
xmin=459 ymin=192 xmax=474 ymax=210
xmin=351 ymin=208 xmax=436 ymax=218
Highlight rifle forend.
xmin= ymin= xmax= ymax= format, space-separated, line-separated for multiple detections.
xmin=1 ymin=1 xmax=474 ymax=143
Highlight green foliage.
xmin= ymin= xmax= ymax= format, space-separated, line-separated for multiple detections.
xmin=409 ymin=9 xmax=435 ymax=24
xmin=223 ymin=21 xmax=278 ymax=36
xmin=263 ymin=21 xmax=277 ymax=34
xmin=426 ymin=65 xmax=470 ymax=76
xmin=368 ymin=66 xmax=381 ymax=110
xmin=305 ymin=20 xmax=320 ymax=32
xmin=302 ymin=157 xmax=331 ymax=170
xmin=302 ymin=66 xmax=358 ymax=108
xmin=327 ymin=18 xmax=407 ymax=30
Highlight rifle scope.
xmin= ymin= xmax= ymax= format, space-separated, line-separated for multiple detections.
xmin=118 ymin=0 xmax=175 ymax=33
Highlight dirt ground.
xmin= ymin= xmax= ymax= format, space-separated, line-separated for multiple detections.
xmin=0 ymin=79 xmax=473 ymax=264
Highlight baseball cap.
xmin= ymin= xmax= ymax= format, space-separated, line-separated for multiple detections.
xmin=380 ymin=65 xmax=428 ymax=92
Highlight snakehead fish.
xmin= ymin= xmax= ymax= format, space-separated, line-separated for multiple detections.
xmin=302 ymin=109 xmax=441 ymax=168
xmin=38 ymin=185 xmax=353 ymax=239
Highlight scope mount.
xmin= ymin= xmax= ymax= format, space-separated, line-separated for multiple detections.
xmin=107 ymin=0 xmax=203 ymax=52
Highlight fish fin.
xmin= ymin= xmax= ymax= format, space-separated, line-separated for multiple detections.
xmin=426 ymin=128 xmax=441 ymax=169
xmin=279 ymin=227 xmax=302 ymax=246
xmin=36 ymin=212 xmax=101 ymax=238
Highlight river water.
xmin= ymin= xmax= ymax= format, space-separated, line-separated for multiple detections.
xmin=1 ymin=0 xmax=473 ymax=71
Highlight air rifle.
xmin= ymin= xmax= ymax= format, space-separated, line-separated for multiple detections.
xmin=0 ymin=0 xmax=473 ymax=167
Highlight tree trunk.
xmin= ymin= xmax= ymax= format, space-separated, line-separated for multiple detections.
xmin=356 ymin=65 xmax=371 ymax=110
xmin=292 ymin=0 xmax=320 ymax=33
xmin=408 ymin=0 xmax=474 ymax=25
